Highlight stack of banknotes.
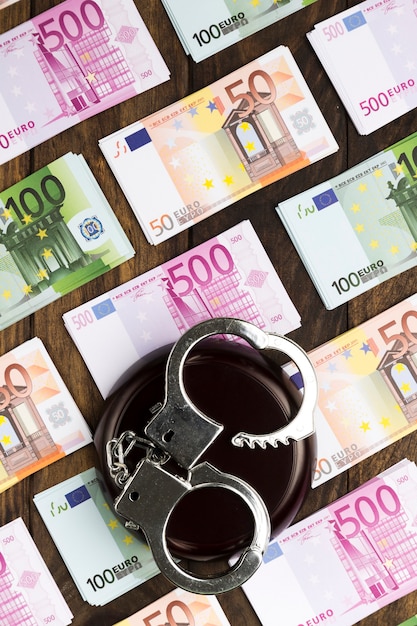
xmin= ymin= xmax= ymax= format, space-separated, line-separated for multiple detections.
xmin=241 ymin=458 xmax=417 ymax=626
xmin=161 ymin=0 xmax=318 ymax=62
xmin=0 ymin=152 xmax=134 ymax=330
xmin=0 ymin=337 xmax=92 ymax=494
xmin=308 ymin=0 xmax=417 ymax=134
xmin=277 ymin=131 xmax=417 ymax=309
xmin=113 ymin=587 xmax=231 ymax=626
xmin=0 ymin=517 xmax=73 ymax=624
xmin=63 ymin=220 xmax=301 ymax=398
xmin=99 ymin=45 xmax=338 ymax=244
xmin=34 ymin=467 xmax=160 ymax=606
xmin=0 ymin=0 xmax=170 ymax=165
xmin=284 ymin=292 xmax=417 ymax=487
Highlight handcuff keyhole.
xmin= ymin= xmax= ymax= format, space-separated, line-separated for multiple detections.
xmin=129 ymin=491 xmax=140 ymax=502
xmin=162 ymin=429 xmax=174 ymax=443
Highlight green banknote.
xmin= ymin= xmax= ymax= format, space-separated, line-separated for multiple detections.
xmin=0 ymin=152 xmax=134 ymax=329
xmin=277 ymin=131 xmax=417 ymax=309
xmin=34 ymin=467 xmax=159 ymax=605
xmin=162 ymin=0 xmax=318 ymax=61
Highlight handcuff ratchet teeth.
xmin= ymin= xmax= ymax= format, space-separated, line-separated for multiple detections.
xmin=111 ymin=318 xmax=318 ymax=594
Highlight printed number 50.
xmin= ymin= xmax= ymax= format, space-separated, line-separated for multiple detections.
xmin=225 ymin=69 xmax=277 ymax=118
xmin=143 ymin=600 xmax=195 ymax=626
xmin=149 ymin=214 xmax=174 ymax=237
xmin=378 ymin=310 xmax=417 ymax=359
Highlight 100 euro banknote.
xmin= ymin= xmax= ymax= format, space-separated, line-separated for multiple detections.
xmin=242 ymin=458 xmax=417 ymax=626
xmin=162 ymin=0 xmax=318 ymax=62
xmin=0 ymin=337 xmax=92 ymax=493
xmin=277 ymin=131 xmax=417 ymax=309
xmin=34 ymin=467 xmax=159 ymax=606
xmin=0 ymin=152 xmax=134 ymax=330
xmin=0 ymin=517 xmax=73 ymax=624
xmin=0 ymin=0 xmax=170 ymax=164
xmin=99 ymin=45 xmax=338 ymax=244
xmin=63 ymin=220 xmax=301 ymax=398
xmin=284 ymin=293 xmax=417 ymax=487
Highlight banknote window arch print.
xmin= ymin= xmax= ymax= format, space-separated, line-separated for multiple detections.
xmin=222 ymin=90 xmax=301 ymax=182
xmin=377 ymin=335 xmax=417 ymax=423
xmin=0 ymin=379 xmax=60 ymax=479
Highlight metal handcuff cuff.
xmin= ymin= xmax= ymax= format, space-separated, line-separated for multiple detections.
xmin=101 ymin=318 xmax=318 ymax=595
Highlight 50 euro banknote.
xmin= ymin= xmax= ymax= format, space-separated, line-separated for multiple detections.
xmin=0 ymin=337 xmax=92 ymax=494
xmin=241 ymin=458 xmax=417 ymax=626
xmin=277 ymin=131 xmax=417 ymax=309
xmin=0 ymin=0 xmax=170 ymax=164
xmin=99 ymin=45 xmax=338 ymax=244
xmin=63 ymin=220 xmax=301 ymax=398
xmin=284 ymin=293 xmax=417 ymax=487
xmin=113 ymin=587 xmax=231 ymax=626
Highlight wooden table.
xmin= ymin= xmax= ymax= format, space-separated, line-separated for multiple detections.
xmin=1 ymin=1 xmax=416 ymax=624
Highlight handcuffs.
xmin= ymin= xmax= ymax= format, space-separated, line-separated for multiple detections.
xmin=100 ymin=318 xmax=318 ymax=594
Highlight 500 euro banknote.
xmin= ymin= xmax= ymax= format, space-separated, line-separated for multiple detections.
xmin=63 ymin=220 xmax=301 ymax=398
xmin=307 ymin=0 xmax=417 ymax=134
xmin=0 ymin=0 xmax=169 ymax=164
xmin=0 ymin=517 xmax=73 ymax=624
xmin=242 ymin=459 xmax=417 ymax=626
xmin=277 ymin=131 xmax=417 ymax=309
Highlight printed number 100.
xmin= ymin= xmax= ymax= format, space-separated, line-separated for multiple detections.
xmin=143 ymin=600 xmax=195 ymax=626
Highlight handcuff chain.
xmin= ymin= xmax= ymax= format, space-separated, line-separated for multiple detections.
xmin=106 ymin=430 xmax=169 ymax=488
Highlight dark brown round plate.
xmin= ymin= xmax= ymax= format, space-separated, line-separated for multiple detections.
xmin=95 ymin=338 xmax=316 ymax=561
